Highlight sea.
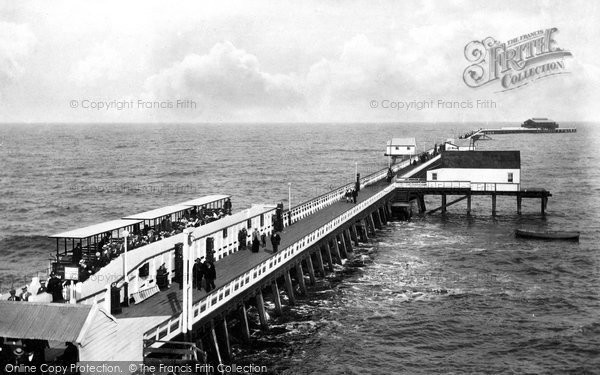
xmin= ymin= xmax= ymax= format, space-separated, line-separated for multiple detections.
xmin=0 ymin=122 xmax=599 ymax=374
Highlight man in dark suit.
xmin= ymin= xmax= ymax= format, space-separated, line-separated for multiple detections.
xmin=204 ymin=260 xmax=216 ymax=292
xmin=270 ymin=232 xmax=281 ymax=253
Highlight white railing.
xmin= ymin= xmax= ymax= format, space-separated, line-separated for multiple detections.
xmin=144 ymin=183 xmax=396 ymax=343
xmin=395 ymin=179 xmax=520 ymax=192
xmin=282 ymin=160 xmax=411 ymax=226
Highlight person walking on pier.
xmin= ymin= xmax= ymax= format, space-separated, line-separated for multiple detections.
xmin=251 ymin=228 xmax=260 ymax=253
xmin=204 ymin=260 xmax=216 ymax=292
xmin=352 ymin=188 xmax=358 ymax=204
xmin=238 ymin=228 xmax=248 ymax=250
xmin=271 ymin=231 xmax=281 ymax=253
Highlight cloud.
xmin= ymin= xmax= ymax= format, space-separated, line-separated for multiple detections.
xmin=0 ymin=21 xmax=36 ymax=85
xmin=69 ymin=43 xmax=124 ymax=86
xmin=143 ymin=41 xmax=304 ymax=115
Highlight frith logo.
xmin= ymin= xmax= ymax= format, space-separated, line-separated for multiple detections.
xmin=463 ymin=28 xmax=572 ymax=91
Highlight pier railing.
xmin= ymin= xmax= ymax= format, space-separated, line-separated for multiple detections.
xmin=282 ymin=161 xmax=410 ymax=226
xmin=395 ymin=179 xmax=520 ymax=192
xmin=143 ymin=182 xmax=397 ymax=344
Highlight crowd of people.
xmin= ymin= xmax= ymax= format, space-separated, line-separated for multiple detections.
xmin=344 ymin=188 xmax=358 ymax=203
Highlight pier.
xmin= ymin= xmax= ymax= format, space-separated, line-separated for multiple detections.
xmin=0 ymin=146 xmax=555 ymax=369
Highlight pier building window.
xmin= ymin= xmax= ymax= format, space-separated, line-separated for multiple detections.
xmin=508 ymin=172 xmax=513 ymax=183
xmin=432 ymin=173 xmax=438 ymax=181
xmin=223 ymin=228 xmax=228 ymax=238
xmin=247 ymin=219 xmax=252 ymax=229
xmin=260 ymin=214 xmax=264 ymax=226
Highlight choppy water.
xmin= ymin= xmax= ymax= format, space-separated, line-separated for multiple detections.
xmin=1 ymin=123 xmax=599 ymax=373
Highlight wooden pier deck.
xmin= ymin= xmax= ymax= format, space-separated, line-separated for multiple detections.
xmin=117 ymin=178 xmax=393 ymax=320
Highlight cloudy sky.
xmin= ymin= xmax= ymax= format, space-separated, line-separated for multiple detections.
xmin=1 ymin=0 xmax=599 ymax=123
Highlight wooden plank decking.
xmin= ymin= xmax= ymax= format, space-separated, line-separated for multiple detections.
xmin=116 ymin=178 xmax=393 ymax=320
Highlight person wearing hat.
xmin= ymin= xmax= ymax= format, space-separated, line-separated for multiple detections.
xmin=8 ymin=289 xmax=20 ymax=301
xmin=72 ymin=242 xmax=82 ymax=265
xmin=196 ymin=257 xmax=206 ymax=291
xmin=46 ymin=272 xmax=63 ymax=302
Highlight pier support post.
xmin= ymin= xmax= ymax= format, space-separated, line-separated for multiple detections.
xmin=380 ymin=206 xmax=388 ymax=224
xmin=220 ymin=317 xmax=232 ymax=361
xmin=418 ymin=194 xmax=426 ymax=214
xmin=541 ymin=197 xmax=547 ymax=215
xmin=492 ymin=194 xmax=497 ymax=216
xmin=350 ymin=225 xmax=360 ymax=246
xmin=271 ymin=281 xmax=283 ymax=315
xmin=255 ymin=290 xmax=269 ymax=330
xmin=239 ymin=304 xmax=250 ymax=341
xmin=314 ymin=249 xmax=326 ymax=276
xmin=441 ymin=194 xmax=447 ymax=214
xmin=323 ymin=244 xmax=335 ymax=271
xmin=343 ymin=230 xmax=353 ymax=253
xmin=295 ymin=263 xmax=307 ymax=295
xmin=210 ymin=320 xmax=223 ymax=365
xmin=517 ymin=196 xmax=522 ymax=215
xmin=372 ymin=211 xmax=382 ymax=229
xmin=467 ymin=194 xmax=472 ymax=216
xmin=337 ymin=234 xmax=348 ymax=259
xmin=331 ymin=239 xmax=342 ymax=265
xmin=306 ymin=255 xmax=316 ymax=285
xmin=361 ymin=221 xmax=370 ymax=241
xmin=284 ymin=270 xmax=296 ymax=305
xmin=366 ymin=216 xmax=376 ymax=235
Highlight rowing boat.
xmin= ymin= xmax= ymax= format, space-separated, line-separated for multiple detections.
xmin=515 ymin=229 xmax=580 ymax=241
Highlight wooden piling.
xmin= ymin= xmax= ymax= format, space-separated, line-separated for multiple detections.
xmin=315 ymin=248 xmax=326 ymax=276
xmin=372 ymin=211 xmax=382 ymax=229
xmin=350 ymin=225 xmax=359 ymax=245
xmin=541 ymin=197 xmax=547 ymax=215
xmin=220 ymin=316 xmax=232 ymax=360
xmin=210 ymin=320 xmax=223 ymax=365
xmin=418 ymin=194 xmax=426 ymax=213
xmin=441 ymin=194 xmax=447 ymax=213
xmin=366 ymin=216 xmax=376 ymax=235
xmin=255 ymin=290 xmax=269 ymax=329
xmin=330 ymin=239 xmax=342 ymax=265
xmin=323 ymin=243 xmax=335 ymax=271
xmin=492 ymin=194 xmax=497 ymax=216
xmin=517 ymin=195 xmax=522 ymax=215
xmin=295 ymin=263 xmax=307 ymax=294
xmin=239 ymin=304 xmax=250 ymax=341
xmin=284 ymin=270 xmax=296 ymax=305
xmin=343 ymin=229 xmax=353 ymax=253
xmin=467 ymin=194 xmax=471 ymax=216
xmin=337 ymin=234 xmax=348 ymax=259
xmin=306 ymin=255 xmax=316 ymax=285
xmin=271 ymin=281 xmax=282 ymax=315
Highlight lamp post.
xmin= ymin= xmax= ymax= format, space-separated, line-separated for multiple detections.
xmin=288 ymin=183 xmax=292 ymax=211
xmin=122 ymin=229 xmax=129 ymax=307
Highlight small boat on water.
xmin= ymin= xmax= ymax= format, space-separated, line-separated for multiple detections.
xmin=515 ymin=229 xmax=580 ymax=241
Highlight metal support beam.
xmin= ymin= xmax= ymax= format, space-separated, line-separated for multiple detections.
xmin=428 ymin=195 xmax=469 ymax=215
xmin=284 ymin=270 xmax=296 ymax=305
xmin=271 ymin=281 xmax=282 ymax=315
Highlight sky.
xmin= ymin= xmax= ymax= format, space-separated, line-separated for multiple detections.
xmin=1 ymin=0 xmax=599 ymax=124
